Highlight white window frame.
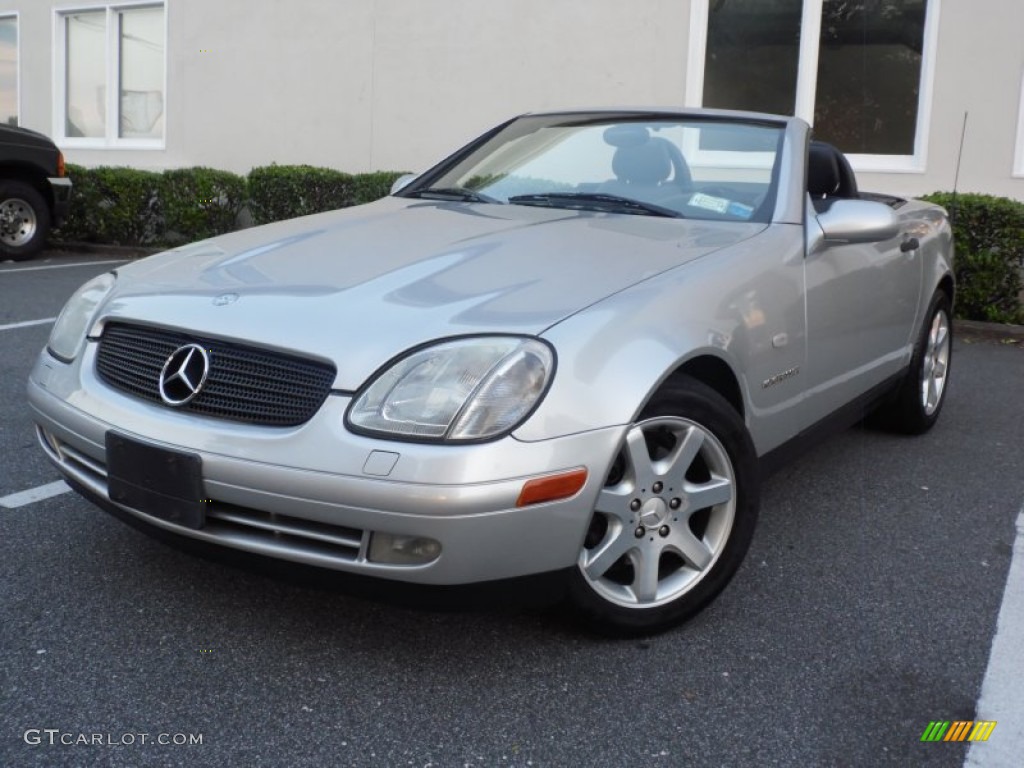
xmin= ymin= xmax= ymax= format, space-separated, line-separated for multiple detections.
xmin=1014 ymin=69 xmax=1024 ymax=178
xmin=52 ymin=1 xmax=167 ymax=150
xmin=0 ymin=12 xmax=19 ymax=127
xmin=686 ymin=0 xmax=942 ymax=174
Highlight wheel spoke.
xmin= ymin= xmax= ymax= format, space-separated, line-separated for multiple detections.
xmin=684 ymin=474 xmax=732 ymax=511
xmin=631 ymin=547 xmax=661 ymax=602
xmin=926 ymin=373 xmax=939 ymax=410
xmin=623 ymin=426 xmax=655 ymax=492
xmin=594 ymin=488 xmax=634 ymax=524
xmin=582 ymin=527 xmax=634 ymax=580
xmin=668 ymin=529 xmax=713 ymax=571
xmin=655 ymin=425 xmax=704 ymax=481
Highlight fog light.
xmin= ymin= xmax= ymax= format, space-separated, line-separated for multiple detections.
xmin=368 ymin=533 xmax=442 ymax=565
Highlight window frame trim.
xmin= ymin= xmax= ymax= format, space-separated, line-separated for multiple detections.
xmin=52 ymin=1 xmax=167 ymax=150
xmin=0 ymin=12 xmax=19 ymax=128
xmin=1014 ymin=69 xmax=1024 ymax=178
xmin=686 ymin=0 xmax=942 ymax=174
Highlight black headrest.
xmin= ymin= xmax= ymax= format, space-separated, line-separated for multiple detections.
xmin=808 ymin=141 xmax=859 ymax=198
xmin=808 ymin=142 xmax=840 ymax=197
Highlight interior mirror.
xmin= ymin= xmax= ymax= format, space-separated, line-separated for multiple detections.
xmin=816 ymin=199 xmax=901 ymax=244
xmin=390 ymin=173 xmax=418 ymax=195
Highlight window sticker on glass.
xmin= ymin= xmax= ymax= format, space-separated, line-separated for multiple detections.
xmin=689 ymin=193 xmax=754 ymax=219
xmin=727 ymin=201 xmax=754 ymax=219
xmin=689 ymin=193 xmax=730 ymax=213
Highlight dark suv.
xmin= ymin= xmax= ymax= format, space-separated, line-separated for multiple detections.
xmin=0 ymin=124 xmax=72 ymax=261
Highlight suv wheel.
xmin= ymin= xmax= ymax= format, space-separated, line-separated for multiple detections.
xmin=0 ymin=181 xmax=50 ymax=261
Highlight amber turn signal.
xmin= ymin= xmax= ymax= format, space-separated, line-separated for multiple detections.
xmin=516 ymin=468 xmax=588 ymax=507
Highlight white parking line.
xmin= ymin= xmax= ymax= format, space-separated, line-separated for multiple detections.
xmin=965 ymin=506 xmax=1024 ymax=766
xmin=0 ymin=259 xmax=126 ymax=273
xmin=0 ymin=480 xmax=71 ymax=509
xmin=0 ymin=317 xmax=57 ymax=332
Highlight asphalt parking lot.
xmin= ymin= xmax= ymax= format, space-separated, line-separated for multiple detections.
xmin=2 ymin=251 xmax=1023 ymax=767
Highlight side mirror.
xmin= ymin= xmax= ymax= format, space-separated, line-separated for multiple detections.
xmin=816 ymin=199 xmax=900 ymax=244
xmin=390 ymin=173 xmax=418 ymax=195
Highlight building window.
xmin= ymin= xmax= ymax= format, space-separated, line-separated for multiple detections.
xmin=57 ymin=3 xmax=165 ymax=146
xmin=688 ymin=0 xmax=941 ymax=171
xmin=0 ymin=15 xmax=17 ymax=127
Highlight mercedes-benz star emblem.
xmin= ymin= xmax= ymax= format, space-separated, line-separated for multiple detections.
xmin=158 ymin=344 xmax=210 ymax=406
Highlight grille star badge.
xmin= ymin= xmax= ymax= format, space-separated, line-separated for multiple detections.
xmin=158 ymin=344 xmax=210 ymax=406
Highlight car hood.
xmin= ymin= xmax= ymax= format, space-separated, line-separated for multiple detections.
xmin=0 ymin=123 xmax=57 ymax=150
xmin=101 ymin=197 xmax=764 ymax=389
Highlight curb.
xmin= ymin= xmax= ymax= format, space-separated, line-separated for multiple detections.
xmin=955 ymin=319 xmax=1024 ymax=341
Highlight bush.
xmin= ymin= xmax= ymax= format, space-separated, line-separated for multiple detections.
xmin=53 ymin=164 xmax=162 ymax=246
xmin=50 ymin=164 xmax=425 ymax=246
xmin=161 ymin=167 xmax=246 ymax=243
xmin=922 ymin=192 xmax=1024 ymax=324
xmin=247 ymin=165 xmax=356 ymax=225
xmin=352 ymin=171 xmax=408 ymax=205
xmin=52 ymin=164 xmax=101 ymax=243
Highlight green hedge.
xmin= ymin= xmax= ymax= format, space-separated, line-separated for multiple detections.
xmin=57 ymin=164 xmax=162 ymax=246
xmin=161 ymin=167 xmax=246 ymax=243
xmin=922 ymin=192 xmax=1024 ymax=324
xmin=247 ymin=166 xmax=406 ymax=225
xmin=247 ymin=165 xmax=355 ymax=225
xmin=53 ymin=164 xmax=405 ymax=246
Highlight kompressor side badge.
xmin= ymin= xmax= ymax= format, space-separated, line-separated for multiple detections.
xmin=762 ymin=367 xmax=800 ymax=389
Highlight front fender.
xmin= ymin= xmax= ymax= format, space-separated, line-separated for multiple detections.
xmin=516 ymin=224 xmax=809 ymax=456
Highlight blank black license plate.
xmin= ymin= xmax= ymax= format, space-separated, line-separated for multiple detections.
xmin=105 ymin=432 xmax=205 ymax=529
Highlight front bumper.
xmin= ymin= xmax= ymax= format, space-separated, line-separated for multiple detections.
xmin=48 ymin=177 xmax=72 ymax=226
xmin=28 ymin=347 xmax=624 ymax=586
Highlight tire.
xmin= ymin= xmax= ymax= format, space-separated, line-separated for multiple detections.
xmin=0 ymin=180 xmax=50 ymax=261
xmin=568 ymin=377 xmax=759 ymax=635
xmin=873 ymin=290 xmax=952 ymax=435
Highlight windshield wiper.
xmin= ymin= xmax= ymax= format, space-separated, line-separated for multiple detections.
xmin=407 ymin=187 xmax=499 ymax=203
xmin=507 ymin=192 xmax=684 ymax=218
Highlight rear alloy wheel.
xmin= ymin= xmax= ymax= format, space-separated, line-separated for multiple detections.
xmin=0 ymin=181 xmax=50 ymax=261
xmin=569 ymin=379 xmax=759 ymax=635
xmin=874 ymin=290 xmax=952 ymax=434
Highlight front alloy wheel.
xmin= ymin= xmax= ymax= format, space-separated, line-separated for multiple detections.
xmin=570 ymin=378 xmax=759 ymax=635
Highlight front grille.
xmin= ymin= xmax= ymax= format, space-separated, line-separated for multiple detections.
xmin=96 ymin=323 xmax=336 ymax=427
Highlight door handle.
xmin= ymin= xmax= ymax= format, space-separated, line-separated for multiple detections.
xmin=900 ymin=237 xmax=920 ymax=253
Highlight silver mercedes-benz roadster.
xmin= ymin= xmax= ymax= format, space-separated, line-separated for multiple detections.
xmin=28 ymin=109 xmax=953 ymax=633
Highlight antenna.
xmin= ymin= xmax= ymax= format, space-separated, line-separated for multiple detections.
xmin=950 ymin=111 xmax=968 ymax=228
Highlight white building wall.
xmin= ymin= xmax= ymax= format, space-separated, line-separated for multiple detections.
xmin=7 ymin=0 xmax=1024 ymax=201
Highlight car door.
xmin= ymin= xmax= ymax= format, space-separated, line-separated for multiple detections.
xmin=802 ymin=198 xmax=923 ymax=425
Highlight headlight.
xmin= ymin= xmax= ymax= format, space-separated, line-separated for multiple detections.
xmin=47 ymin=272 xmax=116 ymax=362
xmin=347 ymin=336 xmax=554 ymax=442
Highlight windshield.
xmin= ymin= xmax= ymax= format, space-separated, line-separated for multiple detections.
xmin=405 ymin=114 xmax=785 ymax=223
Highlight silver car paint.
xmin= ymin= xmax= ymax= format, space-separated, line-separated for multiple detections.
xmin=96 ymin=199 xmax=767 ymax=392
xmin=27 ymin=109 xmax=953 ymax=585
